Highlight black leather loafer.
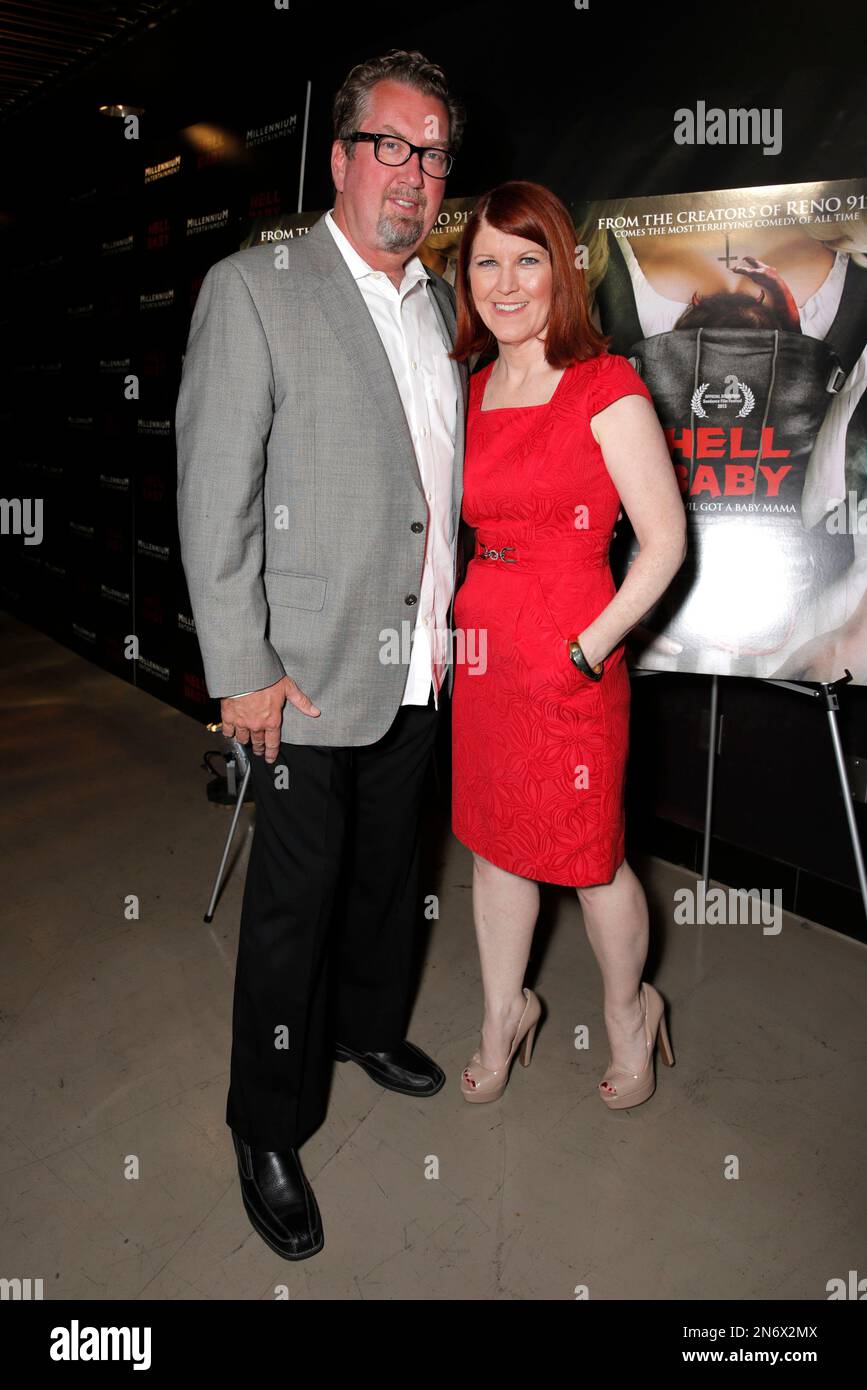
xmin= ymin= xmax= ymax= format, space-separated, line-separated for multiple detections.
xmin=334 ymin=1038 xmax=445 ymax=1096
xmin=232 ymin=1131 xmax=324 ymax=1260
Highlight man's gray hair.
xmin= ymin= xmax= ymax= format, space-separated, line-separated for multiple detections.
xmin=332 ymin=48 xmax=465 ymax=159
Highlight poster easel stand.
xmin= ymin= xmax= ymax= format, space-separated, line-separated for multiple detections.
xmin=635 ymin=668 xmax=867 ymax=923
xmin=761 ymin=670 xmax=867 ymax=920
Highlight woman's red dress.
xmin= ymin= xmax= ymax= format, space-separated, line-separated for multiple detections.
xmin=451 ymin=352 xmax=654 ymax=887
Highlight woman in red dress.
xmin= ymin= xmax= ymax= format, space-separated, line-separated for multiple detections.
xmin=449 ymin=183 xmax=687 ymax=1109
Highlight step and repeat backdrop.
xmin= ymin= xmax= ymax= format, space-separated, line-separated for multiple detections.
xmin=2 ymin=91 xmax=309 ymax=724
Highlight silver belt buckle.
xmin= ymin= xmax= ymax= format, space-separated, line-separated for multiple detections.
xmin=480 ymin=545 xmax=516 ymax=563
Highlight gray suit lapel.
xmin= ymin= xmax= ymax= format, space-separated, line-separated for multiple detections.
xmin=304 ymin=216 xmax=425 ymax=500
xmin=302 ymin=216 xmax=466 ymax=516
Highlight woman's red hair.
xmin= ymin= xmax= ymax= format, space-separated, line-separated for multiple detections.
xmin=449 ymin=180 xmax=610 ymax=366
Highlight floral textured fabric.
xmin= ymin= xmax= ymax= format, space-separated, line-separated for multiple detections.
xmin=451 ymin=352 xmax=654 ymax=887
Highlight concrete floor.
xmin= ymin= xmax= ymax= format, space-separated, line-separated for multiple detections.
xmin=1 ymin=610 xmax=865 ymax=1301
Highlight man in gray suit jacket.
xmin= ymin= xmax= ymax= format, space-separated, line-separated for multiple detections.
xmin=176 ymin=51 xmax=468 ymax=1260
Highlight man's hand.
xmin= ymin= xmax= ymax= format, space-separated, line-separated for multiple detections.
xmin=221 ymin=676 xmax=321 ymax=764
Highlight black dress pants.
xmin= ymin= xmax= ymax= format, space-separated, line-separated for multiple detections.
xmin=226 ymin=691 xmax=440 ymax=1151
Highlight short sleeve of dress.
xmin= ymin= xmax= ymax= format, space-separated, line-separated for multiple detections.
xmin=583 ymin=351 xmax=654 ymax=419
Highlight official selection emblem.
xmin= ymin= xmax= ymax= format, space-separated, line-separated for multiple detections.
xmin=690 ymin=375 xmax=755 ymax=419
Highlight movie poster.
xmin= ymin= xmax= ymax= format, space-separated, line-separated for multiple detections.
xmin=576 ymin=180 xmax=867 ymax=685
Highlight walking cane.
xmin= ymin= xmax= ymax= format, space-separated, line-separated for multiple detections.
xmin=202 ymin=722 xmax=252 ymax=924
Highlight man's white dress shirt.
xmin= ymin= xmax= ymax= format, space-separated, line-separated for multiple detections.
xmin=323 ymin=208 xmax=457 ymax=708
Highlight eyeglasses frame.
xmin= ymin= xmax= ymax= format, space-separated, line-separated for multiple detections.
xmin=347 ymin=130 xmax=454 ymax=179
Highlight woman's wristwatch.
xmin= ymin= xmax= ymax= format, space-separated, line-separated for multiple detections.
xmin=568 ymin=637 xmax=604 ymax=680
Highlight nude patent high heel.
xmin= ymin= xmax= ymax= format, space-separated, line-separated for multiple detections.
xmin=461 ymin=988 xmax=542 ymax=1103
xmin=597 ymin=981 xmax=674 ymax=1110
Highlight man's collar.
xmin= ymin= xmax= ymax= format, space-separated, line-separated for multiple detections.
xmin=324 ymin=208 xmax=430 ymax=289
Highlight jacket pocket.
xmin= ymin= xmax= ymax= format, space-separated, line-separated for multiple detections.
xmin=263 ymin=569 xmax=327 ymax=611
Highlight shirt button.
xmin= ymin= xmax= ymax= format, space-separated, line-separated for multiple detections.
xmin=404 ymin=594 xmax=418 ymax=606
xmin=411 ymin=360 xmax=418 ymax=370
xmin=411 ymin=521 xmax=424 ymax=533
xmin=426 ymin=490 xmax=432 ymax=501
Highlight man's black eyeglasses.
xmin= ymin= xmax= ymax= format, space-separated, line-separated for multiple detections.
xmin=348 ymin=131 xmax=454 ymax=179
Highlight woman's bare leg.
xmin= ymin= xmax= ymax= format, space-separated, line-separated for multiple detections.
xmin=470 ymin=852 xmax=539 ymax=1069
xmin=577 ymin=859 xmax=650 ymax=1091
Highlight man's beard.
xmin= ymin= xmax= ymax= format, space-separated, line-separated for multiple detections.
xmin=376 ymin=199 xmax=425 ymax=251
